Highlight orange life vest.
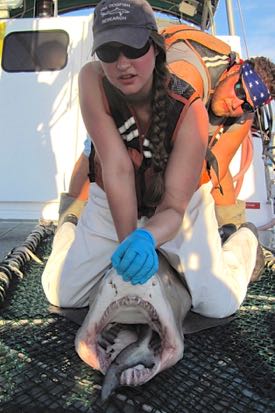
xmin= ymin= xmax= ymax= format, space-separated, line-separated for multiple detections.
xmin=90 ymin=75 xmax=199 ymax=218
xmin=162 ymin=24 xmax=251 ymax=194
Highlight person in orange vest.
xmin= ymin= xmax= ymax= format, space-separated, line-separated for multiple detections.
xmin=162 ymin=25 xmax=274 ymax=229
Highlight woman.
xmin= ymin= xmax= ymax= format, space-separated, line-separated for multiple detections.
xmin=42 ymin=0 xmax=259 ymax=318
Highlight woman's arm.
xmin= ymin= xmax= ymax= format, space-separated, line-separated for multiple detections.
xmin=78 ymin=62 xmax=138 ymax=241
xmin=145 ymin=98 xmax=209 ymax=246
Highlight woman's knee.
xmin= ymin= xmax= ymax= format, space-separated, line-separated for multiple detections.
xmin=42 ymin=280 xmax=88 ymax=308
xmin=197 ymin=294 xmax=242 ymax=318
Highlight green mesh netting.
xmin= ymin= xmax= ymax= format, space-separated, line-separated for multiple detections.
xmin=0 ymin=232 xmax=274 ymax=413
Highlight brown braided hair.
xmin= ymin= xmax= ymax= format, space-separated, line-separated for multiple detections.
xmin=143 ymin=31 xmax=171 ymax=206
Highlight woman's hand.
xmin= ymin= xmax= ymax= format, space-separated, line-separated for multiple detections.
xmin=111 ymin=228 xmax=158 ymax=284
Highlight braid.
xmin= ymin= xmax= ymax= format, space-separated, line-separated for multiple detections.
xmin=143 ymin=32 xmax=170 ymax=206
xmin=150 ymin=67 xmax=169 ymax=171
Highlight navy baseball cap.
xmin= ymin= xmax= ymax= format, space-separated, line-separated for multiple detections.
xmin=92 ymin=0 xmax=158 ymax=54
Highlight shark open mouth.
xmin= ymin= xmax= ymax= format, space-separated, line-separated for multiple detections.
xmin=95 ymin=295 xmax=164 ymax=386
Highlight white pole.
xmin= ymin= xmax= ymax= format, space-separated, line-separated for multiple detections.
xmin=225 ymin=0 xmax=236 ymax=35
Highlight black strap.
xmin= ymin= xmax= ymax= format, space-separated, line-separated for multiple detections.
xmin=205 ymin=147 xmax=223 ymax=195
xmin=88 ymin=150 xmax=96 ymax=182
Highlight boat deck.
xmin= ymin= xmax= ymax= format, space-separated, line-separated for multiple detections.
xmin=0 ymin=224 xmax=274 ymax=412
xmin=0 ymin=220 xmax=38 ymax=261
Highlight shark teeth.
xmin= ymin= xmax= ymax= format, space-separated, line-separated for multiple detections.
xmin=98 ymin=295 xmax=162 ymax=336
xmin=96 ymin=296 xmax=164 ymax=374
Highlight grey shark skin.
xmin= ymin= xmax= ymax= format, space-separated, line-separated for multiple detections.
xmin=75 ymin=254 xmax=191 ymax=396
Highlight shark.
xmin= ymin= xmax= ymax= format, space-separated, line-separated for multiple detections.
xmin=50 ymin=253 xmax=234 ymax=401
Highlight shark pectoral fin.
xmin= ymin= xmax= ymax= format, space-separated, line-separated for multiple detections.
xmin=182 ymin=310 xmax=236 ymax=334
xmin=48 ymin=305 xmax=89 ymax=325
xmin=101 ymin=362 xmax=121 ymax=403
xmin=101 ymin=325 xmax=155 ymax=402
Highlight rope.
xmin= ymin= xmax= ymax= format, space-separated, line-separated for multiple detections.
xmin=236 ymin=0 xmax=249 ymax=59
xmin=0 ymin=221 xmax=55 ymax=303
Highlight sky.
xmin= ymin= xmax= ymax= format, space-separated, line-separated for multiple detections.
xmin=214 ymin=0 xmax=275 ymax=61
xmin=67 ymin=0 xmax=275 ymax=62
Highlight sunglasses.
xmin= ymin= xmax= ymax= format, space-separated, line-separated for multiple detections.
xmin=235 ymin=80 xmax=254 ymax=113
xmin=96 ymin=41 xmax=151 ymax=63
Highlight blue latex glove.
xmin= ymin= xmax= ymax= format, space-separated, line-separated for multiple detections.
xmin=111 ymin=228 xmax=158 ymax=285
